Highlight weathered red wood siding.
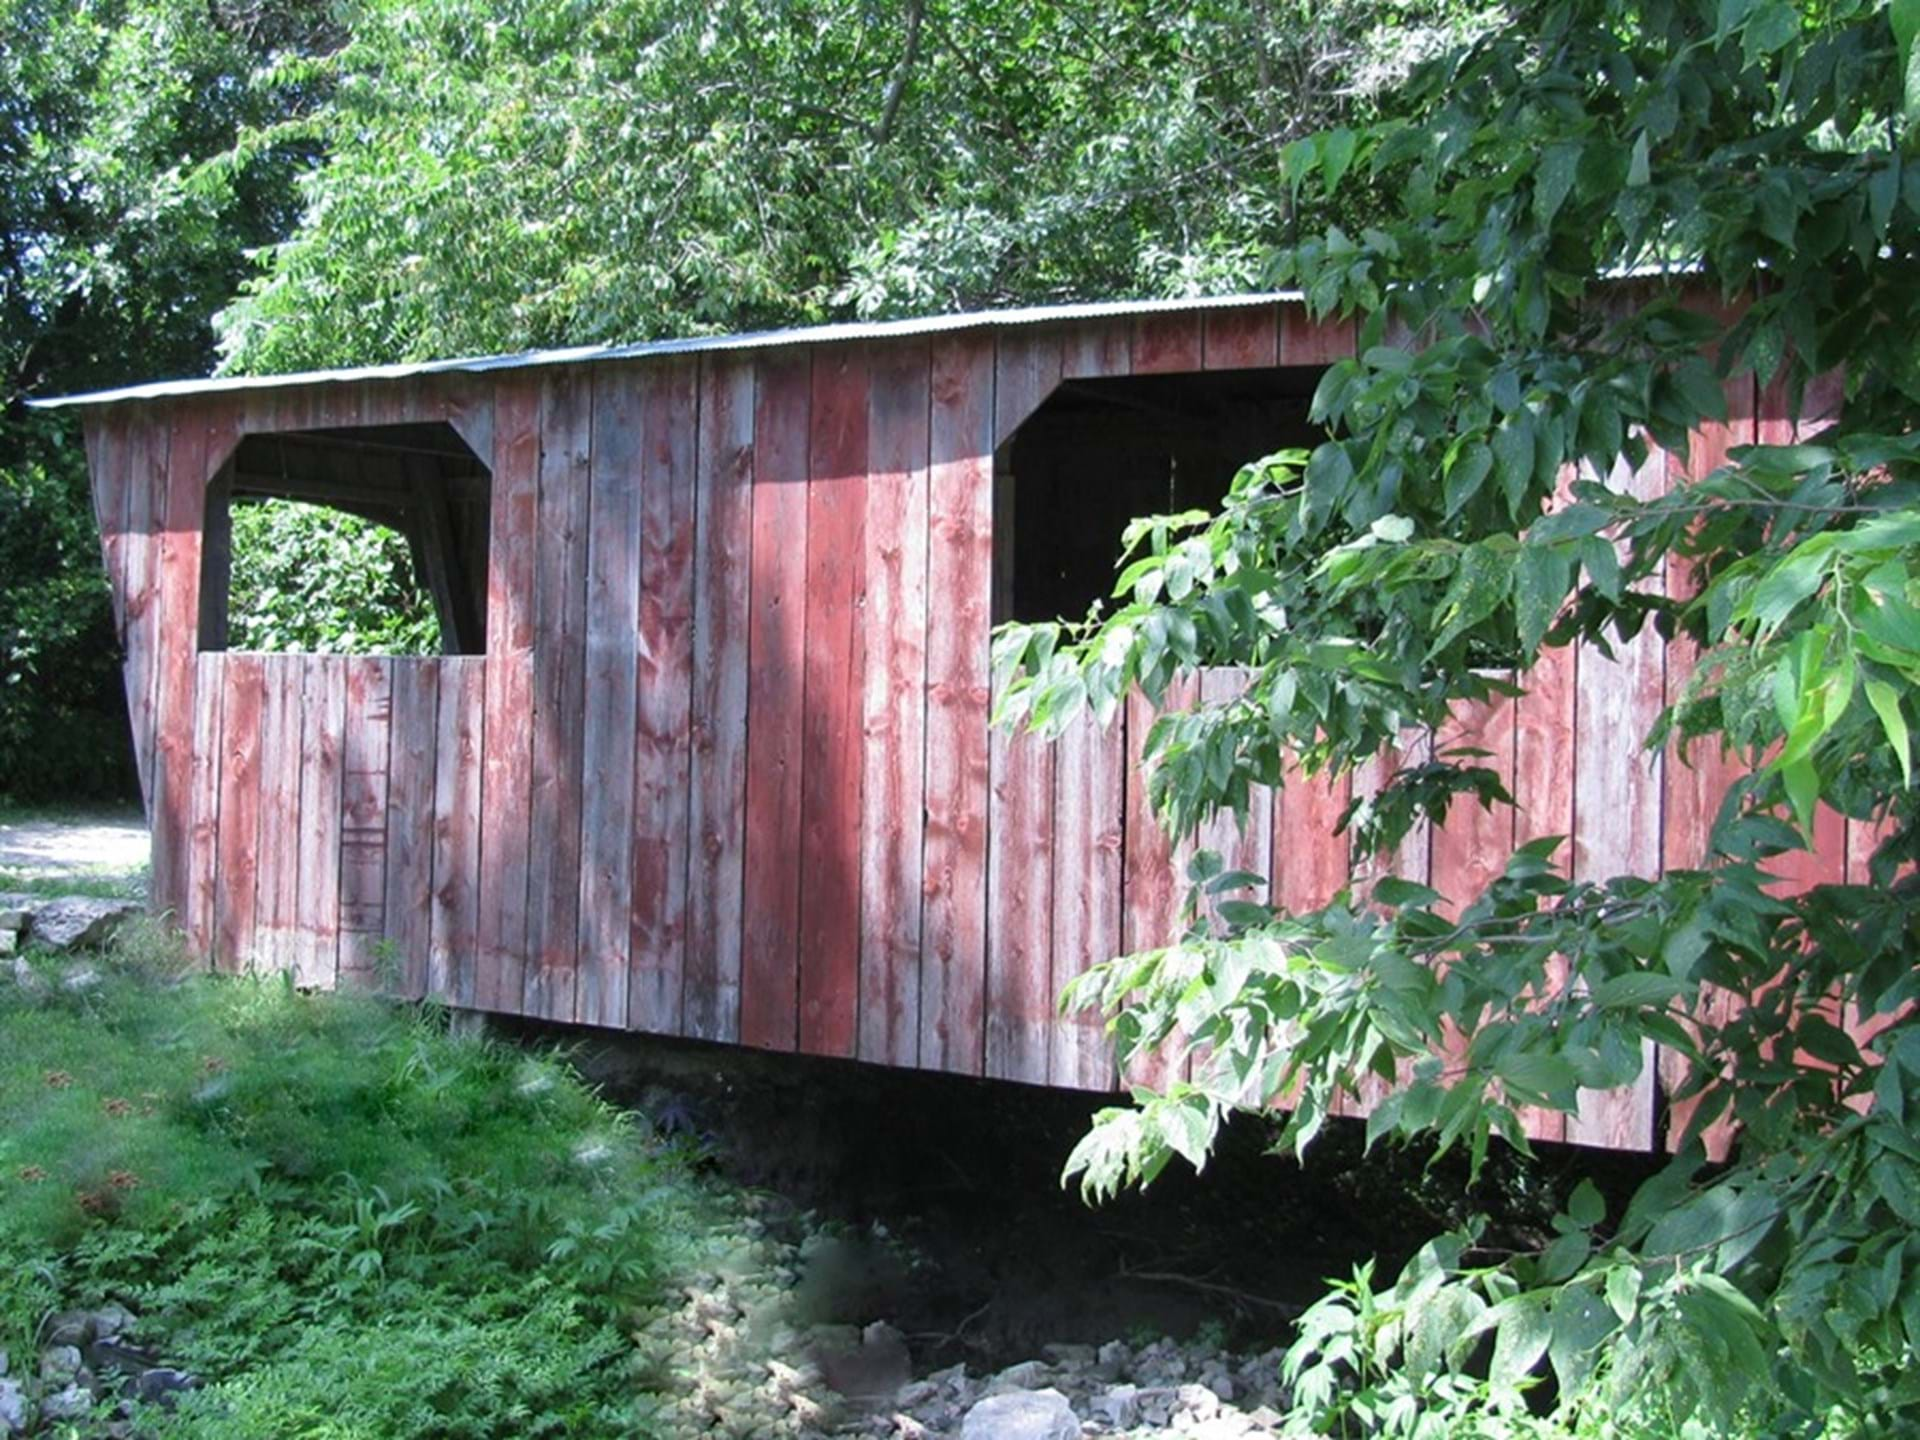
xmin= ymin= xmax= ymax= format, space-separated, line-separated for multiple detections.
xmin=83 ymin=299 xmax=1860 ymax=1156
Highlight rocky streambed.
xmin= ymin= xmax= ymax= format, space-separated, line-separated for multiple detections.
xmin=638 ymin=1193 xmax=1297 ymax=1440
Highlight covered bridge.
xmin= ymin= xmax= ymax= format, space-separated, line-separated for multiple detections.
xmin=37 ymin=293 xmax=1856 ymax=1154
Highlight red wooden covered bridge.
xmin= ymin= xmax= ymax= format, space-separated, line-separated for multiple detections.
xmin=38 ymin=292 xmax=1857 ymax=1154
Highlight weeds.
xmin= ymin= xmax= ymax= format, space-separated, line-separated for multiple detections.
xmin=0 ymin=927 xmax=710 ymax=1437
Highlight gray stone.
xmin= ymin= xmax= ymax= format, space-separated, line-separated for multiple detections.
xmin=0 ymin=1379 xmax=22 ymax=1437
xmin=0 ymin=1348 xmax=6 ymax=1377
xmin=1089 ymin=1384 xmax=1139 ymax=1429
xmin=41 ymin=1344 xmax=84 ymax=1380
xmin=961 ymin=1389 xmax=1080 ymax=1440
xmin=8 ymin=958 xmax=44 ymax=994
xmin=44 ymin=1310 xmax=93 ymax=1346
xmin=133 ymin=1368 xmax=197 ymax=1411
xmin=0 ymin=930 xmax=14 ymax=955
xmin=1041 ymin=1344 xmax=1096 ymax=1368
xmin=1175 ymin=1383 xmax=1222 ymax=1422
xmin=41 ymin=1383 xmax=93 ymax=1422
xmin=91 ymin=1303 xmax=139 ymax=1341
xmin=61 ymin=965 xmax=102 ymax=992
xmin=992 ymin=1360 xmax=1052 ymax=1392
xmin=1135 ymin=1387 xmax=1178 ymax=1427
xmin=31 ymin=898 xmax=139 ymax=951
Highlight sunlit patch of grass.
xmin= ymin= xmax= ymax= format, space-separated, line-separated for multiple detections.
xmin=0 ymin=866 xmax=148 ymax=901
xmin=0 ymin=925 xmax=713 ymax=1438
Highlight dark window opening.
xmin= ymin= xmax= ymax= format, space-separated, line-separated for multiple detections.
xmin=200 ymin=421 xmax=491 ymax=656
xmin=993 ymin=367 xmax=1329 ymax=624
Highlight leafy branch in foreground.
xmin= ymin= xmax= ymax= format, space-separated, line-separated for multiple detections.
xmin=997 ymin=0 xmax=1920 ymax=1432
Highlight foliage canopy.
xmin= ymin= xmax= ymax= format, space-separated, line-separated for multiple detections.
xmin=996 ymin=0 xmax=1920 ymax=1432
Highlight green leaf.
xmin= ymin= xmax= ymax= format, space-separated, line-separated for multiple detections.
xmin=1513 ymin=543 xmax=1572 ymax=653
xmin=1626 ymin=132 xmax=1650 ymax=188
xmin=1864 ymin=675 xmax=1912 ymax=788
xmin=1444 ymin=442 xmax=1494 ymax=518
xmin=1591 ymin=972 xmax=1689 ymax=1011
xmin=1568 ymin=1178 xmax=1605 ymax=1229
xmin=1492 ymin=421 xmax=1536 ymax=518
xmin=1534 ymin=143 xmax=1582 ymax=227
xmin=1489 ymin=1294 xmax=1552 ymax=1389
xmin=1605 ymin=1264 xmax=1643 ymax=1323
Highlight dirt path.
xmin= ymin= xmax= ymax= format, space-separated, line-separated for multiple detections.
xmin=0 ymin=811 xmax=149 ymax=893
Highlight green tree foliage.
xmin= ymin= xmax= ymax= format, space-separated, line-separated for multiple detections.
xmin=0 ymin=0 xmax=333 ymax=800
xmin=208 ymin=0 xmax=1491 ymax=374
xmin=225 ymin=501 xmax=441 ymax=655
xmin=996 ymin=0 xmax=1920 ymax=1431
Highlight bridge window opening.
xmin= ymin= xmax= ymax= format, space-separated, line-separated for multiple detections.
xmin=199 ymin=420 xmax=491 ymax=656
xmin=992 ymin=367 xmax=1329 ymax=625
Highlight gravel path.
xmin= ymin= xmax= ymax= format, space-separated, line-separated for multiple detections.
xmin=0 ymin=812 xmax=149 ymax=890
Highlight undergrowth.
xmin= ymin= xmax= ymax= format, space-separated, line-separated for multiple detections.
xmin=0 ymin=922 xmax=710 ymax=1436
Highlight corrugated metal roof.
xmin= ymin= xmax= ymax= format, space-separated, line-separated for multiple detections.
xmin=28 ymin=290 xmax=1304 ymax=410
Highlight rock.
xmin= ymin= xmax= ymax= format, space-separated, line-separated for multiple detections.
xmin=0 ymin=1348 xmax=7 ymax=1377
xmin=61 ymin=965 xmax=102 ymax=992
xmin=893 ymin=1414 xmax=929 ymax=1440
xmin=31 ymin=898 xmax=139 ymax=952
xmin=991 ymin=1360 xmax=1052 ymax=1393
xmin=896 ymin=1379 xmax=938 ymax=1408
xmin=0 ymin=930 xmax=14 ymax=955
xmin=1089 ymin=1384 xmax=1139 ymax=1429
xmin=1135 ymin=1387 xmax=1178 ymax=1427
xmin=91 ymin=1303 xmax=138 ymax=1340
xmin=41 ymin=1344 xmax=83 ymax=1380
xmin=8 ymin=957 xmax=43 ymax=994
xmin=41 ymin=1383 xmax=93 ymax=1422
xmin=1041 ymin=1344 xmax=1096 ymax=1369
xmin=133 ymin=1368 xmax=197 ymax=1410
xmin=44 ymin=1311 xmax=93 ymax=1347
xmin=961 ymin=1389 xmax=1079 ymax=1440
xmin=0 ymin=1379 xmax=23 ymax=1437
xmin=1175 ymin=1383 xmax=1222 ymax=1422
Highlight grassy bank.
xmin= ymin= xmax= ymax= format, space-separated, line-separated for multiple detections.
xmin=0 ymin=925 xmax=711 ymax=1436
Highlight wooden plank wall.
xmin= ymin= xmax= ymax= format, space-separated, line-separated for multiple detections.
xmin=84 ymin=301 xmax=1862 ymax=1157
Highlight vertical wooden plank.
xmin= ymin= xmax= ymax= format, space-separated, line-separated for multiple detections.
xmin=921 ymin=334 xmax=996 ymax=1074
xmin=631 ymin=359 xmax=700 ymax=1033
xmin=1512 ymin=635 xmax=1576 ymax=1145
xmin=1132 ymin=311 xmax=1205 ymax=375
xmin=1566 ymin=452 xmax=1666 ymax=1151
xmin=150 ymin=402 xmax=208 ymax=923
xmin=1194 ymin=669 xmax=1273 ymax=916
xmin=338 ymin=657 xmax=393 ymax=990
xmin=430 ymin=657 xmax=486 ymax=1006
xmin=1279 ymin=305 xmax=1358 ymax=366
xmin=575 ymin=365 xmax=643 ymax=1030
xmin=1049 ymin=709 xmax=1126 ymax=1088
xmin=525 ymin=369 xmax=592 ymax=1020
xmin=685 ymin=355 xmax=756 ymax=1042
xmin=250 ymin=657 xmax=303 ymax=975
xmin=1120 ymin=676 xmax=1199 ymax=1090
xmin=859 ymin=341 xmax=932 ymax=1067
xmin=798 ymin=345 xmax=870 ymax=1058
xmin=88 ymin=408 xmax=133 ymax=641
xmin=985 ymin=331 xmax=1064 ymax=1084
xmin=740 ymin=351 xmax=813 ymax=1051
xmin=385 ymin=660 xmax=439 ymax=1000
xmin=477 ymin=375 xmax=541 ymax=1013
xmin=121 ymin=408 xmax=170 ymax=816
xmin=1660 ymin=375 xmax=1754 ymax=1155
xmin=292 ymin=656 xmax=345 ymax=990
xmin=1272 ymin=762 xmax=1353 ymax=914
xmin=987 ymin=712 xmax=1053 ymax=1084
xmin=212 ymin=654 xmax=265 ymax=974
xmin=1202 ymin=306 xmax=1281 ymax=371
xmin=184 ymin=650 xmax=225 ymax=962
xmin=1429 ymin=694 xmax=1519 ymax=1128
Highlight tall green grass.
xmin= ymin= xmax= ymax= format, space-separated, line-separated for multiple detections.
xmin=0 ymin=923 xmax=709 ymax=1437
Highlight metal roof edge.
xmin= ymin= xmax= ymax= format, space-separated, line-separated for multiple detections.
xmin=26 ymin=290 xmax=1304 ymax=411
